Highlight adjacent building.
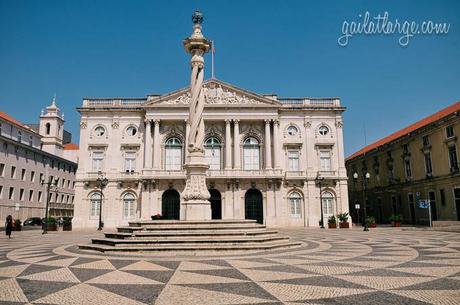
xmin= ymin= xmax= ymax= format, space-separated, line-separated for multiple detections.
xmin=73 ymin=79 xmax=349 ymax=229
xmin=346 ymin=101 xmax=460 ymax=225
xmin=0 ymin=99 xmax=78 ymax=222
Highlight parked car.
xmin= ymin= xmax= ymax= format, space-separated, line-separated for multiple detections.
xmin=23 ymin=217 xmax=43 ymax=226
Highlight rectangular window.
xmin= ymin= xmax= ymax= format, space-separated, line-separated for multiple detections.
xmin=92 ymin=151 xmax=104 ymax=172
xmin=62 ymin=178 xmax=66 ymax=188
xmin=55 ymin=193 xmax=59 ymax=203
xmin=29 ymin=190 xmax=33 ymax=201
xmin=0 ymin=185 xmax=3 ymax=199
xmin=11 ymin=166 xmax=16 ymax=179
xmin=9 ymin=187 xmax=14 ymax=200
xmin=38 ymin=191 xmax=43 ymax=202
xmin=320 ymin=150 xmax=331 ymax=171
xmin=288 ymin=150 xmax=300 ymax=171
xmin=446 ymin=125 xmax=455 ymax=138
xmin=243 ymin=146 xmax=259 ymax=170
xmin=440 ymin=189 xmax=446 ymax=206
xmin=61 ymin=194 xmax=64 ymax=203
xmin=422 ymin=135 xmax=430 ymax=147
xmin=424 ymin=153 xmax=433 ymax=175
xmin=124 ymin=152 xmax=136 ymax=172
xmin=30 ymin=171 xmax=35 ymax=182
xmin=21 ymin=168 xmax=26 ymax=181
xmin=0 ymin=163 xmax=4 ymax=176
xmin=404 ymin=159 xmax=412 ymax=178
xmin=448 ymin=145 xmax=458 ymax=171
xmin=19 ymin=188 xmax=24 ymax=201
xmin=67 ymin=180 xmax=71 ymax=189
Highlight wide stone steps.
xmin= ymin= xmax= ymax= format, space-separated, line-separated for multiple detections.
xmin=91 ymin=235 xmax=288 ymax=247
xmin=105 ymin=229 xmax=279 ymax=239
xmin=78 ymin=219 xmax=301 ymax=254
xmin=79 ymin=241 xmax=299 ymax=253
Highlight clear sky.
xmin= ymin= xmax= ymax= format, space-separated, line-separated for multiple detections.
xmin=0 ymin=0 xmax=459 ymax=156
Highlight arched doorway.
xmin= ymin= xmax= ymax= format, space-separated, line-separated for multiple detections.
xmin=162 ymin=189 xmax=180 ymax=220
xmin=245 ymin=189 xmax=263 ymax=224
xmin=209 ymin=189 xmax=222 ymax=219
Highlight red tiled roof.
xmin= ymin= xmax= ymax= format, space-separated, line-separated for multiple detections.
xmin=0 ymin=111 xmax=36 ymax=133
xmin=346 ymin=101 xmax=460 ymax=161
xmin=64 ymin=143 xmax=79 ymax=150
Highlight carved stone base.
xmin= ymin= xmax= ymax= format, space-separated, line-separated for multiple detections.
xmin=180 ymin=151 xmax=211 ymax=221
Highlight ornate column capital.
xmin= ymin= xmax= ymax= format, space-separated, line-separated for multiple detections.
xmin=264 ymin=119 xmax=271 ymax=125
xmin=153 ymin=119 xmax=160 ymax=124
xmin=233 ymin=119 xmax=240 ymax=124
xmin=272 ymin=119 xmax=280 ymax=125
xmin=225 ymin=119 xmax=232 ymax=125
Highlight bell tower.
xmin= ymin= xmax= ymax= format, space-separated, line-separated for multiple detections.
xmin=39 ymin=96 xmax=64 ymax=156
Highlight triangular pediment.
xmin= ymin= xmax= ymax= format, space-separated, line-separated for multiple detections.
xmin=145 ymin=79 xmax=280 ymax=107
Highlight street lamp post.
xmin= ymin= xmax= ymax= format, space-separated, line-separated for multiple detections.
xmin=41 ymin=176 xmax=57 ymax=234
xmin=353 ymin=171 xmax=371 ymax=231
xmin=96 ymin=171 xmax=108 ymax=231
xmin=315 ymin=175 xmax=325 ymax=229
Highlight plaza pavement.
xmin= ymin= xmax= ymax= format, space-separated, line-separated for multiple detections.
xmin=0 ymin=227 xmax=459 ymax=305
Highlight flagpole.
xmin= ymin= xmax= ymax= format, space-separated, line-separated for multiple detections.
xmin=211 ymin=40 xmax=215 ymax=79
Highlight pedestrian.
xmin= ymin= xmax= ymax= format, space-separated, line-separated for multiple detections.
xmin=5 ymin=215 xmax=13 ymax=239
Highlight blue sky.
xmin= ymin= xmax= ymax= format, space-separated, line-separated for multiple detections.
xmin=0 ymin=0 xmax=459 ymax=156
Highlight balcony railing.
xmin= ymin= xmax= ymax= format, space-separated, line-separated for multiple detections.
xmin=279 ymin=98 xmax=340 ymax=107
xmin=317 ymin=170 xmax=337 ymax=178
xmin=285 ymin=171 xmax=306 ymax=179
xmin=83 ymin=98 xmax=146 ymax=107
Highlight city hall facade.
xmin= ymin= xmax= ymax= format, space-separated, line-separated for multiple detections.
xmin=73 ymin=79 xmax=349 ymax=228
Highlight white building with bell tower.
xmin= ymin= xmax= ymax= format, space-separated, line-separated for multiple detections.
xmin=39 ymin=97 xmax=65 ymax=156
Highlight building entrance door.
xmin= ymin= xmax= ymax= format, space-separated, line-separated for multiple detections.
xmin=455 ymin=188 xmax=460 ymax=221
xmin=209 ymin=189 xmax=222 ymax=220
xmin=162 ymin=189 xmax=180 ymax=220
xmin=245 ymin=189 xmax=263 ymax=224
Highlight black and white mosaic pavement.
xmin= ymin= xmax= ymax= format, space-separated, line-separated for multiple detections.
xmin=0 ymin=228 xmax=459 ymax=305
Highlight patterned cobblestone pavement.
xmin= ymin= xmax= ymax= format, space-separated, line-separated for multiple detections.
xmin=0 ymin=228 xmax=459 ymax=305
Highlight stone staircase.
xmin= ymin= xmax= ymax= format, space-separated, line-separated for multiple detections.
xmin=78 ymin=219 xmax=301 ymax=254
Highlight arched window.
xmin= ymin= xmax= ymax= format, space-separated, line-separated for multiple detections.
xmin=243 ymin=137 xmax=260 ymax=170
xmin=204 ymin=137 xmax=221 ymax=170
xmin=289 ymin=191 xmax=302 ymax=217
xmin=45 ymin=123 xmax=51 ymax=135
xmin=123 ymin=193 xmax=136 ymax=219
xmin=165 ymin=137 xmax=183 ymax=170
xmin=322 ymin=191 xmax=334 ymax=219
xmin=90 ymin=193 xmax=101 ymax=218
xmin=17 ymin=131 xmax=22 ymax=143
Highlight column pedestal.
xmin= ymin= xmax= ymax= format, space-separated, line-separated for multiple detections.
xmin=180 ymin=151 xmax=211 ymax=220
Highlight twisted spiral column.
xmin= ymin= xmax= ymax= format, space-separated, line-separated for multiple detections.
xmin=188 ymin=49 xmax=206 ymax=153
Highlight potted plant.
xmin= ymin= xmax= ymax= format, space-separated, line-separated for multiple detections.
xmin=328 ymin=216 xmax=337 ymax=229
xmin=45 ymin=217 xmax=57 ymax=231
xmin=63 ymin=217 xmax=72 ymax=231
xmin=365 ymin=216 xmax=376 ymax=228
xmin=389 ymin=214 xmax=402 ymax=227
xmin=151 ymin=213 xmax=162 ymax=220
xmin=338 ymin=212 xmax=350 ymax=228
xmin=14 ymin=219 xmax=22 ymax=231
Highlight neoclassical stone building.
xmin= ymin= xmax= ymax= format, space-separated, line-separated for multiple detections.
xmin=73 ymin=79 xmax=349 ymax=228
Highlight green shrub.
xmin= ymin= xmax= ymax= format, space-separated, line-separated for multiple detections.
xmin=365 ymin=216 xmax=376 ymax=225
xmin=337 ymin=212 xmax=349 ymax=223
xmin=328 ymin=215 xmax=337 ymax=224
xmin=46 ymin=217 xmax=56 ymax=225
xmin=389 ymin=214 xmax=402 ymax=222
